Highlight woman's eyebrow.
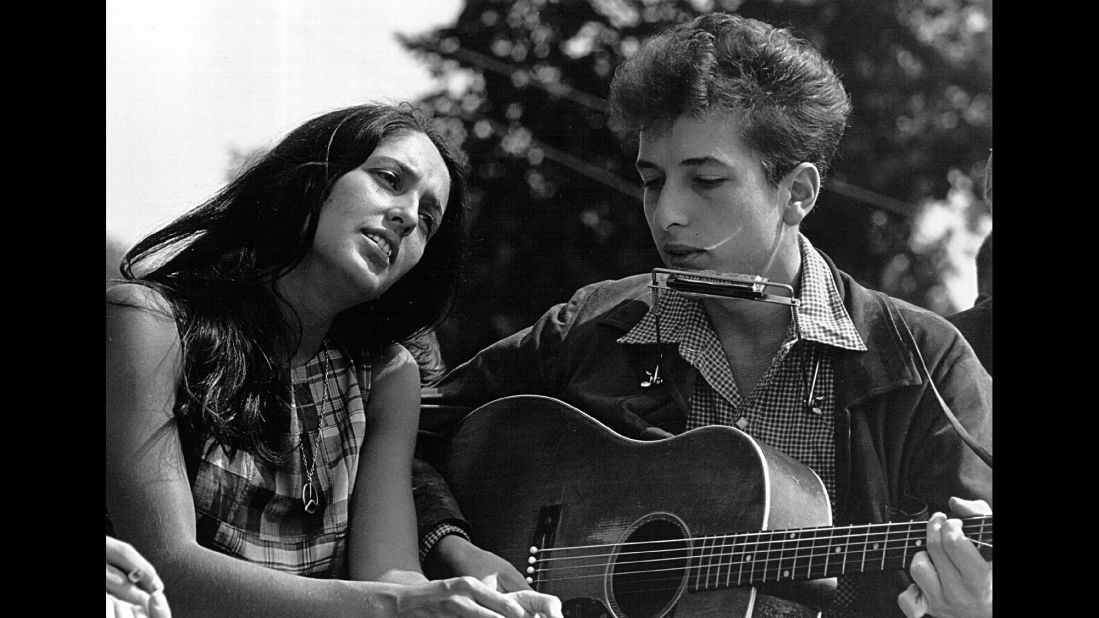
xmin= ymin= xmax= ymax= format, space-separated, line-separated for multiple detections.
xmin=371 ymin=155 xmax=423 ymax=183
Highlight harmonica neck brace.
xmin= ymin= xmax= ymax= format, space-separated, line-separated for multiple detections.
xmin=640 ymin=268 xmax=800 ymax=389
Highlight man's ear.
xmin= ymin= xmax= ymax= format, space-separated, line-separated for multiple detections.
xmin=781 ymin=162 xmax=820 ymax=226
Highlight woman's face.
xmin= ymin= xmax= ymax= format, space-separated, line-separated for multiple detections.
xmin=304 ymin=131 xmax=451 ymax=309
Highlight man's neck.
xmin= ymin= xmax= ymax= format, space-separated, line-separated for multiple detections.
xmin=699 ymin=239 xmax=803 ymax=393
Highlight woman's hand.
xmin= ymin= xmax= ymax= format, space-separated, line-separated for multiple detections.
xmin=394 ymin=575 xmax=562 ymax=618
xmin=897 ymin=497 xmax=991 ymax=618
xmin=106 ymin=535 xmax=171 ymax=618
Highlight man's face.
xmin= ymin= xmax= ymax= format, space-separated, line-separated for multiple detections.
xmin=636 ymin=112 xmax=787 ymax=277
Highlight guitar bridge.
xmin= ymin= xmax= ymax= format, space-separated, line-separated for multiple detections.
xmin=527 ymin=505 xmax=563 ymax=590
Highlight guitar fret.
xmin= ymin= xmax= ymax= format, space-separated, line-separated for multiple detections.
xmin=748 ymin=531 xmax=759 ymax=584
xmin=680 ymin=516 xmax=990 ymax=591
xmin=720 ymin=532 xmax=729 ymax=589
xmin=707 ymin=534 xmax=716 ymax=585
xmin=766 ymin=532 xmax=777 ymax=582
xmin=720 ymin=534 xmax=733 ymax=587
xmin=807 ymin=527 xmax=823 ymax=580
xmin=737 ymin=532 xmax=747 ymax=587
xmin=859 ymin=525 xmax=869 ymax=573
xmin=786 ymin=530 xmax=799 ymax=582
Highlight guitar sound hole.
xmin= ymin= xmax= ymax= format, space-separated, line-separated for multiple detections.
xmin=610 ymin=518 xmax=689 ymax=618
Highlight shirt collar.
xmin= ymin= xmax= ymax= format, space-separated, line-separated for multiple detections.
xmin=618 ymin=234 xmax=866 ymax=352
xmin=795 ymin=235 xmax=867 ymax=351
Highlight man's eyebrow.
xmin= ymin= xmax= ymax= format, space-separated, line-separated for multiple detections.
xmin=636 ymin=156 xmax=731 ymax=172
xmin=680 ymin=156 xmax=731 ymax=168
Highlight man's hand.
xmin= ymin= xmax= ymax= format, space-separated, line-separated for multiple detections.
xmin=424 ymin=535 xmax=532 ymax=592
xmin=897 ymin=497 xmax=992 ymax=618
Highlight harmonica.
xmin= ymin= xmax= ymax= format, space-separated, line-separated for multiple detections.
xmin=649 ymin=267 xmax=799 ymax=307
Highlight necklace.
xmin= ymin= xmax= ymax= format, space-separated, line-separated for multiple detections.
xmin=291 ymin=341 xmax=335 ymax=515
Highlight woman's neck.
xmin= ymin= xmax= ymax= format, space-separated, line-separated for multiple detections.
xmin=269 ymin=276 xmax=337 ymax=367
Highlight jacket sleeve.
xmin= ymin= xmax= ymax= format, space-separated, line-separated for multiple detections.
xmin=849 ymin=309 xmax=993 ymax=618
xmin=412 ymin=283 xmax=603 ymax=540
xmin=902 ymin=312 xmax=993 ymax=514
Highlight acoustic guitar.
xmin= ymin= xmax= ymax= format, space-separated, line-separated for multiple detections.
xmin=432 ymin=395 xmax=992 ymax=618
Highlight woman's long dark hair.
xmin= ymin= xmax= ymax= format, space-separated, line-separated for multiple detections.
xmin=117 ymin=103 xmax=469 ymax=464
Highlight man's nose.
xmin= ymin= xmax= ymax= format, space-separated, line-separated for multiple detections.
xmin=650 ymin=183 xmax=689 ymax=230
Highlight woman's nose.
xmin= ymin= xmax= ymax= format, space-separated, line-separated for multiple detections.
xmin=386 ymin=200 xmax=418 ymax=238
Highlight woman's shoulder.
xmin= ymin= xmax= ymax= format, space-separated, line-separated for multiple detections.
xmin=106 ymin=281 xmax=175 ymax=314
xmin=105 ymin=282 xmax=182 ymax=344
xmin=369 ymin=342 xmax=418 ymax=379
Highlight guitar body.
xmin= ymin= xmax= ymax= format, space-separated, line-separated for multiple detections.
xmin=436 ymin=395 xmax=835 ymax=618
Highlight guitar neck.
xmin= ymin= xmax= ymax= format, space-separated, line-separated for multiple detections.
xmin=683 ymin=516 xmax=993 ymax=591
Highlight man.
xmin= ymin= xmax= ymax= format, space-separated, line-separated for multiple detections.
xmin=413 ymin=13 xmax=992 ymax=618
xmin=947 ymin=153 xmax=992 ymax=376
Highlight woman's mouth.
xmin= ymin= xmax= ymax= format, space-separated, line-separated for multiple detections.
xmin=364 ymin=232 xmax=392 ymax=263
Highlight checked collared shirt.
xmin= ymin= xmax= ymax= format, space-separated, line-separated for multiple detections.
xmin=618 ymin=234 xmax=869 ymax=614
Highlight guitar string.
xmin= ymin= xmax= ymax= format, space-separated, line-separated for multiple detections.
xmin=531 ymin=538 xmax=990 ymax=577
xmin=530 ymin=549 xmax=944 ymax=588
xmin=525 ymin=526 xmax=993 ymax=591
xmin=528 ymin=536 xmax=993 ymax=583
xmin=530 ymin=531 xmax=993 ymax=568
xmin=525 ymin=528 xmax=992 ymax=584
xmin=532 ymin=543 xmax=979 ymax=578
xmin=529 ymin=518 xmax=992 ymax=559
xmin=531 ymin=517 xmax=992 ymax=554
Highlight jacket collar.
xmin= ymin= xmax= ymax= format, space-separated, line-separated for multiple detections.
xmin=817 ymin=250 xmax=923 ymax=410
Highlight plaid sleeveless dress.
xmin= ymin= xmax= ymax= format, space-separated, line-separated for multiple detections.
xmin=184 ymin=340 xmax=372 ymax=578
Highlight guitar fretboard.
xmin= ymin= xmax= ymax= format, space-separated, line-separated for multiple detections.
xmin=684 ymin=516 xmax=992 ymax=590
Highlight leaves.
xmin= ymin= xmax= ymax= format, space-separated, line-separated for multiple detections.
xmin=401 ymin=0 xmax=991 ymax=364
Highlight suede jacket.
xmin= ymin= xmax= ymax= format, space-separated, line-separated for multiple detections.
xmin=414 ymin=252 xmax=992 ymax=616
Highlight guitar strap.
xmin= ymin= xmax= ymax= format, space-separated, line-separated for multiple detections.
xmin=894 ymin=311 xmax=993 ymax=469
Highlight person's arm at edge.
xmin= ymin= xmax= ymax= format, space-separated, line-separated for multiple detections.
xmin=897 ymin=314 xmax=992 ymax=618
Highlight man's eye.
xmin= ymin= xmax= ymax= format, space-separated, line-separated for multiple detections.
xmin=640 ymin=177 xmax=664 ymax=190
xmin=694 ymin=177 xmax=725 ymax=188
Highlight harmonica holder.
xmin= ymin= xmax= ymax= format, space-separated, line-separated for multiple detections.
xmin=640 ymin=269 xmax=800 ymax=389
xmin=648 ymin=268 xmax=800 ymax=307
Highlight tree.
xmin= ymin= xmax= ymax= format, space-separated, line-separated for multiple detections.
xmin=401 ymin=0 xmax=991 ymax=365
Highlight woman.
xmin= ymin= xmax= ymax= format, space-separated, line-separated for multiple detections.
xmin=105 ymin=103 xmax=561 ymax=617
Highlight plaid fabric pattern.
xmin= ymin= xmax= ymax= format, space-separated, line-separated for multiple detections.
xmin=418 ymin=523 xmax=472 ymax=561
xmin=619 ymin=235 xmax=870 ymax=613
xmin=188 ymin=339 xmax=370 ymax=578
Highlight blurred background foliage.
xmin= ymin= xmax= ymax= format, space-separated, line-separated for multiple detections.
xmin=400 ymin=0 xmax=992 ymax=367
xmin=107 ymin=0 xmax=992 ymax=371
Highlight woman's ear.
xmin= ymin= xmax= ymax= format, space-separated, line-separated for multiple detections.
xmin=781 ymin=162 xmax=821 ymax=226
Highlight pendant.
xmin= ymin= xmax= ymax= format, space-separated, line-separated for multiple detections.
xmin=301 ymin=481 xmax=320 ymax=514
xmin=640 ymin=364 xmax=663 ymax=388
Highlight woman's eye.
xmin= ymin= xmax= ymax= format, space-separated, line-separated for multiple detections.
xmin=640 ymin=177 xmax=664 ymax=190
xmin=375 ymin=170 xmax=400 ymax=190
xmin=419 ymin=212 xmax=438 ymax=234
